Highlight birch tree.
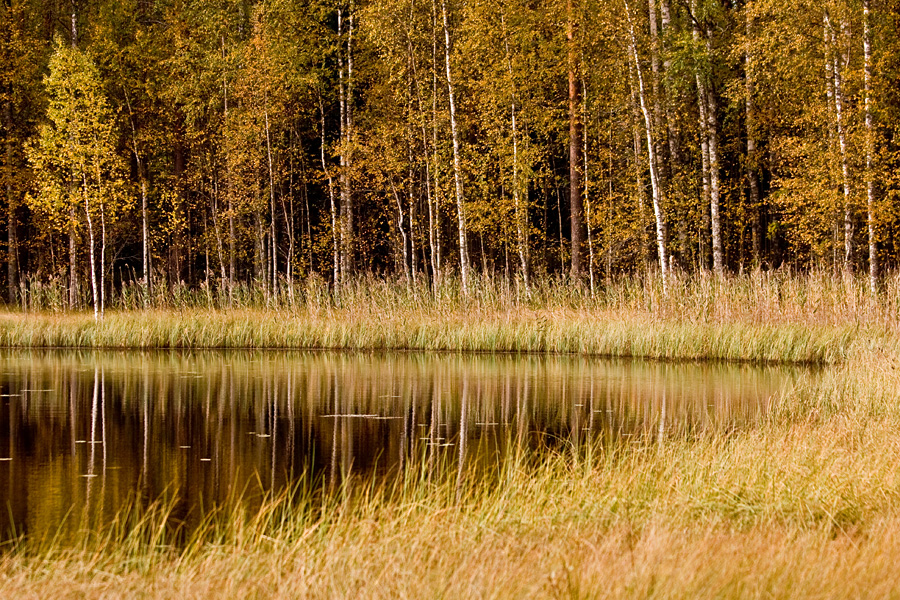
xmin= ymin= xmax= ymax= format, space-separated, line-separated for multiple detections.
xmin=28 ymin=39 xmax=127 ymax=318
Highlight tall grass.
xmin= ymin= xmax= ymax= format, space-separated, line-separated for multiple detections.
xmin=5 ymin=270 xmax=900 ymax=362
xmin=2 ymin=357 xmax=900 ymax=598
xmin=18 ymin=268 xmax=900 ymax=322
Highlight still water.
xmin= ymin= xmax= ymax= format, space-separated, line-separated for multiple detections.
xmin=0 ymin=350 xmax=808 ymax=541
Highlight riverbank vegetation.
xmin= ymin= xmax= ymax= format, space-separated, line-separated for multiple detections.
xmin=1 ymin=270 xmax=898 ymax=364
xmin=1 ymin=358 xmax=899 ymax=598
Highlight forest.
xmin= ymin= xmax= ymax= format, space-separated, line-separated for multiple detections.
xmin=2 ymin=0 xmax=900 ymax=311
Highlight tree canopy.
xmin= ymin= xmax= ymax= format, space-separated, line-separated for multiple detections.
xmin=2 ymin=0 xmax=899 ymax=305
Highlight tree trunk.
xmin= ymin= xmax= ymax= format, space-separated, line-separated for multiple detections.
xmin=319 ymin=97 xmax=339 ymax=286
xmin=264 ymin=99 xmax=277 ymax=298
xmin=630 ymin=78 xmax=650 ymax=276
xmin=745 ymin=7 xmax=762 ymax=269
xmin=69 ymin=205 xmax=77 ymax=309
xmin=706 ymin=54 xmax=723 ymax=277
xmin=338 ymin=7 xmax=355 ymax=281
xmin=69 ymin=5 xmax=79 ymax=309
xmin=567 ymin=0 xmax=585 ymax=278
xmin=626 ymin=0 xmax=668 ymax=292
xmin=584 ymin=87 xmax=595 ymax=295
xmin=391 ymin=179 xmax=411 ymax=287
xmin=210 ymin=178 xmax=228 ymax=288
xmin=502 ymin=14 xmax=529 ymax=291
xmin=100 ymin=193 xmax=106 ymax=319
xmin=5 ymin=99 xmax=18 ymax=305
xmin=863 ymin=0 xmax=877 ymax=292
xmin=695 ymin=58 xmax=711 ymax=271
xmin=827 ymin=13 xmax=853 ymax=268
xmin=124 ymin=91 xmax=150 ymax=302
xmin=431 ymin=0 xmax=443 ymax=281
xmin=647 ymin=0 xmax=669 ymax=190
xmin=140 ymin=176 xmax=149 ymax=297
xmin=441 ymin=0 xmax=470 ymax=294
xmin=222 ymin=37 xmax=235 ymax=302
xmin=693 ymin=7 xmax=723 ymax=276
xmin=83 ymin=175 xmax=98 ymax=320
xmin=660 ymin=0 xmax=679 ymax=169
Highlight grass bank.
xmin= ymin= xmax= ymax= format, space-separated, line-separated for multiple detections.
xmin=2 ymin=358 xmax=900 ymax=598
xmin=5 ymin=270 xmax=900 ymax=363
xmin=0 ymin=307 xmax=877 ymax=363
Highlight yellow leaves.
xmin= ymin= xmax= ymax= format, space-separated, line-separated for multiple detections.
xmin=27 ymin=39 xmax=129 ymax=235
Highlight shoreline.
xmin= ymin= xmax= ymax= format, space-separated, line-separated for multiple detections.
xmin=0 ymin=308 xmax=880 ymax=364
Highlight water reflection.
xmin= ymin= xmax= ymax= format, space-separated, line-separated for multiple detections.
xmin=0 ymin=350 xmax=806 ymax=541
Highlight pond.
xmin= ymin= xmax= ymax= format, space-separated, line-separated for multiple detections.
xmin=0 ymin=350 xmax=809 ymax=542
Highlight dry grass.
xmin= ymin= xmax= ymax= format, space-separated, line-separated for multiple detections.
xmin=4 ymin=272 xmax=900 ymax=597
xmin=6 ymin=270 xmax=900 ymax=363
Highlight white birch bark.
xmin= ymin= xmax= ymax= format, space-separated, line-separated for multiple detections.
xmin=706 ymin=49 xmax=723 ymax=277
xmin=745 ymin=6 xmax=762 ymax=267
xmin=319 ymin=97 xmax=340 ymax=287
xmin=625 ymin=0 xmax=668 ymax=291
xmin=826 ymin=13 xmax=853 ymax=267
xmin=391 ymin=179 xmax=411 ymax=287
xmin=83 ymin=174 xmax=98 ymax=320
xmin=863 ymin=0 xmax=877 ymax=291
xmin=441 ymin=0 xmax=470 ymax=294
xmin=264 ymin=97 xmax=277 ymax=297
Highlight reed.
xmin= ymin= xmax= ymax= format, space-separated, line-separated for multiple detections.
xmin=5 ymin=270 xmax=900 ymax=363
xmin=19 ymin=268 xmax=900 ymax=323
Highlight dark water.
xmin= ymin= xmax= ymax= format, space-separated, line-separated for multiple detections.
xmin=0 ymin=350 xmax=807 ymax=542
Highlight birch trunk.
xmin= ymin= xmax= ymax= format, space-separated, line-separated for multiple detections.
xmin=264 ymin=99 xmax=277 ymax=297
xmin=222 ymin=38 xmax=235 ymax=303
xmin=660 ymin=0 xmax=678 ymax=168
xmin=745 ymin=7 xmax=762 ymax=268
xmin=99 ymin=191 xmax=105 ymax=319
xmin=691 ymin=6 xmax=723 ymax=277
xmin=625 ymin=0 xmax=668 ymax=292
xmin=319 ymin=97 xmax=339 ymax=286
xmin=391 ymin=179 xmax=411 ymax=287
xmin=210 ymin=179 xmax=228 ymax=287
xmin=863 ymin=0 xmax=877 ymax=291
xmin=69 ymin=205 xmax=77 ymax=308
xmin=502 ymin=14 xmax=529 ymax=291
xmin=630 ymin=77 xmax=649 ymax=275
xmin=693 ymin=5 xmax=711 ymax=271
xmin=441 ymin=0 xmax=470 ymax=294
xmin=584 ymin=90 xmax=595 ymax=296
xmin=69 ymin=6 xmax=78 ymax=309
xmin=124 ymin=93 xmax=151 ymax=302
xmin=647 ymin=0 xmax=669 ymax=189
xmin=706 ymin=51 xmax=723 ymax=277
xmin=827 ymin=13 xmax=853 ymax=267
xmin=431 ymin=0 xmax=443 ymax=281
xmin=83 ymin=175 xmax=98 ymax=320
xmin=696 ymin=66 xmax=711 ymax=270
xmin=338 ymin=8 xmax=355 ymax=281
xmin=407 ymin=30 xmax=438 ymax=288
